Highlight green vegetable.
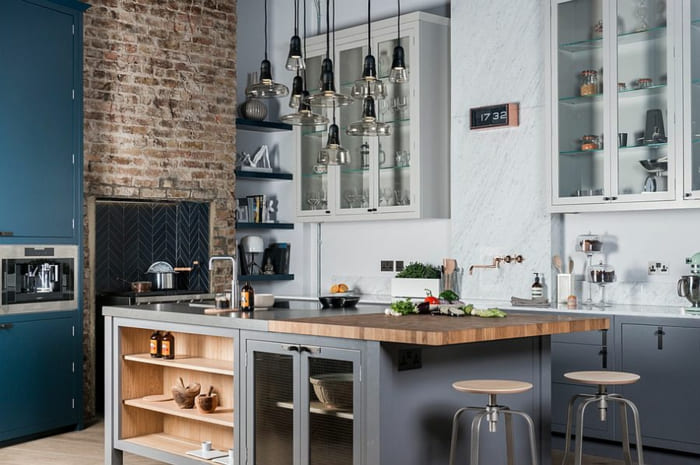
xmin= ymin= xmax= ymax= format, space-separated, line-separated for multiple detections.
xmin=470 ymin=307 xmax=507 ymax=318
xmin=460 ymin=304 xmax=474 ymax=315
xmin=439 ymin=290 xmax=460 ymax=302
xmin=390 ymin=299 xmax=417 ymax=315
xmin=395 ymin=262 xmax=441 ymax=279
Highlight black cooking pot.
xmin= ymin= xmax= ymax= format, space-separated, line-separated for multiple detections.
xmin=147 ymin=271 xmax=176 ymax=290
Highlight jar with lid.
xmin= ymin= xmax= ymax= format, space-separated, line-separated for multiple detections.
xmin=580 ymin=135 xmax=600 ymax=151
xmin=580 ymin=70 xmax=598 ymax=96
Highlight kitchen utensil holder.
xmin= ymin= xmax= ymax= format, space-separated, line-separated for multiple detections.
xmin=557 ymin=274 xmax=575 ymax=304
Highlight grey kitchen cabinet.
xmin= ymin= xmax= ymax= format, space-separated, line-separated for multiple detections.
xmin=616 ymin=317 xmax=700 ymax=454
xmin=551 ymin=329 xmax=613 ymax=440
xmin=242 ymin=331 xmax=364 ymax=465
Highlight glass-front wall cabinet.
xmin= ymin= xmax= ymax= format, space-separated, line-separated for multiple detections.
xmin=246 ymin=340 xmax=360 ymax=465
xmin=377 ymin=36 xmax=412 ymax=211
xmin=688 ymin=0 xmax=700 ymax=194
xmin=553 ymin=0 xmax=675 ymax=206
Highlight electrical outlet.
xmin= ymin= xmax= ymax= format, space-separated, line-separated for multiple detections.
xmin=397 ymin=348 xmax=422 ymax=371
xmin=648 ymin=261 xmax=670 ymax=275
xmin=395 ymin=260 xmax=405 ymax=272
xmin=381 ymin=260 xmax=394 ymax=272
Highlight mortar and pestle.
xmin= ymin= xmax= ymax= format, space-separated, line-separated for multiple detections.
xmin=196 ymin=386 xmax=219 ymax=414
xmin=172 ymin=377 xmax=201 ymax=409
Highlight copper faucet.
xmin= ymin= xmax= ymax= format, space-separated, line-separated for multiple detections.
xmin=468 ymin=255 xmax=524 ymax=275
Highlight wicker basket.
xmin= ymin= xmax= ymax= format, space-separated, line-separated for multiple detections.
xmin=309 ymin=373 xmax=353 ymax=409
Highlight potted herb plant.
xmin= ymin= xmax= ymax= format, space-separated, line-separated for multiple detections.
xmin=391 ymin=262 xmax=441 ymax=299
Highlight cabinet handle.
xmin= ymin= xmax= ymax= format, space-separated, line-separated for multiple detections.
xmin=0 ymin=323 xmax=13 ymax=330
xmin=300 ymin=345 xmax=321 ymax=354
xmin=611 ymin=196 xmax=618 ymax=201
xmin=0 ymin=231 xmax=13 ymax=237
xmin=282 ymin=344 xmax=300 ymax=352
xmin=686 ymin=193 xmax=693 ymax=198
xmin=598 ymin=347 xmax=608 ymax=369
xmin=654 ymin=327 xmax=665 ymax=350
xmin=325 ymin=210 xmax=331 ymax=214
xmin=603 ymin=196 xmax=611 ymax=201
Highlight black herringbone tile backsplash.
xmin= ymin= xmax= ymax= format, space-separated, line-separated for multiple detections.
xmin=95 ymin=201 xmax=210 ymax=293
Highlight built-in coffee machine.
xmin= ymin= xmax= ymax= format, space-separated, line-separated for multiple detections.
xmin=0 ymin=245 xmax=77 ymax=311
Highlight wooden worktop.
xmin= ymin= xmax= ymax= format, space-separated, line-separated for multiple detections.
xmin=267 ymin=312 xmax=609 ymax=346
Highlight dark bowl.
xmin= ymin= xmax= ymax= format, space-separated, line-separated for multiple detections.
xmin=319 ymin=295 xmax=360 ymax=309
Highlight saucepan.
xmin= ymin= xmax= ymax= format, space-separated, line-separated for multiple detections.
xmin=146 ymin=261 xmax=177 ymax=290
xmin=116 ymin=277 xmax=152 ymax=293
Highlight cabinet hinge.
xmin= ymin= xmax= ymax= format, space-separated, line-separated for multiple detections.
xmin=72 ymin=325 xmax=75 ymax=337
xmin=72 ymin=89 xmax=75 ymax=100
xmin=72 ymin=362 xmax=75 ymax=373
xmin=72 ymin=153 xmax=75 ymax=165
xmin=72 ymin=218 xmax=75 ymax=230
xmin=72 ymin=398 xmax=75 ymax=409
xmin=359 ymin=363 xmax=362 ymax=383
xmin=72 ymin=24 xmax=75 ymax=35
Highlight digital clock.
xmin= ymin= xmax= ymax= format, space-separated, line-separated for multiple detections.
xmin=469 ymin=103 xmax=519 ymax=130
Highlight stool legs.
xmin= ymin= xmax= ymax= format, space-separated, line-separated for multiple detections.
xmin=561 ymin=393 xmax=644 ymax=465
xmin=449 ymin=405 xmax=538 ymax=465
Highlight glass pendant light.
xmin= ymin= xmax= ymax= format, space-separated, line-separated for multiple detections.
xmin=346 ymin=95 xmax=391 ymax=137
xmin=289 ymin=73 xmax=304 ymax=109
xmin=285 ymin=0 xmax=305 ymax=71
xmin=307 ymin=0 xmax=352 ymax=108
xmin=281 ymin=0 xmax=328 ymax=127
xmin=246 ymin=0 xmax=289 ymax=98
xmin=389 ymin=0 xmax=408 ymax=84
xmin=318 ymin=104 xmax=349 ymax=165
xmin=350 ymin=0 xmax=387 ymax=100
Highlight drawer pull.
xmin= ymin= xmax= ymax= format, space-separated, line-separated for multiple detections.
xmin=282 ymin=344 xmax=300 ymax=352
xmin=654 ymin=327 xmax=665 ymax=350
xmin=0 ymin=323 xmax=13 ymax=330
xmin=0 ymin=231 xmax=13 ymax=237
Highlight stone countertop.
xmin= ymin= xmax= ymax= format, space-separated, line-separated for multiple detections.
xmin=103 ymin=301 xmax=609 ymax=345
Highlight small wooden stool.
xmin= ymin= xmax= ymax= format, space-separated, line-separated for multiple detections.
xmin=448 ymin=379 xmax=538 ymax=465
xmin=560 ymin=371 xmax=644 ymax=465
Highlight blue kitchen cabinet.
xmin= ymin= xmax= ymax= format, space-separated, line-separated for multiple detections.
xmin=617 ymin=318 xmax=700 ymax=454
xmin=0 ymin=0 xmax=88 ymax=242
xmin=0 ymin=312 xmax=80 ymax=443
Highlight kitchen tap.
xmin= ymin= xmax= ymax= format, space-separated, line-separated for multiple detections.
xmin=208 ymin=255 xmax=237 ymax=307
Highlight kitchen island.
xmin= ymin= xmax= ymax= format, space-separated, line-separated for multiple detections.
xmin=103 ymin=302 xmax=608 ymax=465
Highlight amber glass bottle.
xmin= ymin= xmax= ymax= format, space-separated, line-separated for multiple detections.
xmin=161 ymin=331 xmax=175 ymax=359
xmin=240 ymin=281 xmax=255 ymax=312
xmin=150 ymin=330 xmax=162 ymax=358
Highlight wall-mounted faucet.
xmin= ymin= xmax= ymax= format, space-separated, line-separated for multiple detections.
xmin=208 ymin=255 xmax=237 ymax=306
xmin=468 ymin=254 xmax=524 ymax=275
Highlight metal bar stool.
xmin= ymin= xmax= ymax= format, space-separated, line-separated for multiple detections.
xmin=448 ymin=379 xmax=538 ymax=465
xmin=560 ymin=371 xmax=644 ymax=465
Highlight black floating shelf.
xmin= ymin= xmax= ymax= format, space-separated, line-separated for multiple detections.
xmin=235 ymin=170 xmax=293 ymax=181
xmin=238 ymin=274 xmax=295 ymax=282
xmin=236 ymin=118 xmax=293 ymax=132
xmin=236 ymin=222 xmax=295 ymax=230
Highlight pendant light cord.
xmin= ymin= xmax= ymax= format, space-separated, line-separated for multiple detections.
xmin=367 ymin=0 xmax=371 ymax=54
xmin=303 ymin=0 xmax=308 ymax=90
xmin=294 ymin=0 xmax=299 ymax=36
xmin=325 ymin=0 xmax=330 ymax=60
xmin=332 ymin=0 xmax=337 ymax=125
xmin=397 ymin=0 xmax=400 ymax=39
xmin=264 ymin=0 xmax=268 ymax=60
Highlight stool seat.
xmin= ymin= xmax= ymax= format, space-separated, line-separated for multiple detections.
xmin=563 ymin=370 xmax=640 ymax=386
xmin=452 ymin=379 xmax=533 ymax=395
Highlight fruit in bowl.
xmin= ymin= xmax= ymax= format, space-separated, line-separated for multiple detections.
xmin=330 ymin=283 xmax=349 ymax=294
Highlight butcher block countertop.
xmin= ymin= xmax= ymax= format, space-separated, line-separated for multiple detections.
xmin=267 ymin=312 xmax=610 ymax=346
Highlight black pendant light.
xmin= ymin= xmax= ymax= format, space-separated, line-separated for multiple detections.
xmin=281 ymin=0 xmax=328 ymax=126
xmin=285 ymin=0 xmax=305 ymax=71
xmin=246 ymin=0 xmax=289 ymax=98
xmin=318 ymin=101 xmax=350 ymax=165
xmin=307 ymin=0 xmax=352 ymax=108
xmin=346 ymin=94 xmax=390 ymax=136
xmin=389 ymin=0 xmax=408 ymax=84
xmin=350 ymin=0 xmax=386 ymax=100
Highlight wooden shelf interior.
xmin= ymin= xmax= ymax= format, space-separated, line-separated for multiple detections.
xmin=123 ymin=433 xmax=231 ymax=463
xmin=120 ymin=328 xmax=235 ymax=452
xmin=276 ymin=400 xmax=353 ymax=420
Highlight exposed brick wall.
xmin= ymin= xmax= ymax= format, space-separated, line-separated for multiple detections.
xmin=82 ymin=0 xmax=237 ymax=419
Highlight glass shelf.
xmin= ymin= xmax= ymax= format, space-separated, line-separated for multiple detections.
xmin=619 ymin=142 xmax=668 ymax=151
xmin=302 ymin=172 xmax=328 ymax=179
xmin=384 ymin=117 xmax=410 ymax=125
xmin=559 ymin=36 xmax=602 ymax=53
xmin=617 ymin=25 xmax=667 ymax=45
xmin=560 ymin=148 xmax=604 ymax=156
xmin=692 ymin=19 xmax=700 ymax=27
xmin=380 ymin=164 xmax=410 ymax=171
xmin=302 ymin=128 xmax=327 ymax=136
xmin=559 ymin=84 xmax=667 ymax=105
xmin=559 ymin=93 xmax=603 ymax=105
xmin=692 ymin=79 xmax=700 ymax=86
xmin=340 ymin=168 xmax=370 ymax=174
xmin=559 ymin=25 xmax=667 ymax=53
xmin=693 ymin=139 xmax=700 ymax=145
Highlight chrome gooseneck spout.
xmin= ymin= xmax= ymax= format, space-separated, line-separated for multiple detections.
xmin=208 ymin=255 xmax=237 ymax=307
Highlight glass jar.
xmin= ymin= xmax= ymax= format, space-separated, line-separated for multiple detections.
xmin=637 ymin=78 xmax=652 ymax=89
xmin=580 ymin=70 xmax=598 ymax=96
xmin=588 ymin=262 xmax=616 ymax=283
xmin=580 ymin=135 xmax=600 ymax=151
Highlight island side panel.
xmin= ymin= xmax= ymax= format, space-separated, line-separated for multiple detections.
xmin=377 ymin=336 xmax=552 ymax=465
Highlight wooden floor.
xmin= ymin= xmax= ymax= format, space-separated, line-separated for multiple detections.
xmin=0 ymin=421 xmax=625 ymax=465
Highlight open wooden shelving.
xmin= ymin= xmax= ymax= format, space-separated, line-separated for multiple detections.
xmin=123 ymin=353 xmax=234 ymax=376
xmin=122 ymin=433 xmax=221 ymax=463
xmin=124 ymin=398 xmax=234 ymax=428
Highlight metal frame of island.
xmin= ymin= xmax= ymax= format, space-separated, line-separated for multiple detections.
xmin=103 ymin=303 xmax=608 ymax=465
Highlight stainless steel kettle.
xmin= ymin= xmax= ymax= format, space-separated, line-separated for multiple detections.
xmin=36 ymin=263 xmax=59 ymax=293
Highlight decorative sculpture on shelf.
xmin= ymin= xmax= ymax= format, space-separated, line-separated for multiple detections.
xmin=236 ymin=145 xmax=272 ymax=172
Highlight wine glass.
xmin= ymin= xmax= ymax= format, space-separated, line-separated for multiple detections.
xmin=306 ymin=191 xmax=320 ymax=210
xmin=392 ymin=96 xmax=408 ymax=117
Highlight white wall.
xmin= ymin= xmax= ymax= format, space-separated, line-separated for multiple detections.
xmin=449 ymin=0 xmax=551 ymax=301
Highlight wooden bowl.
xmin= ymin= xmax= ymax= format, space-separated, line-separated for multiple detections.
xmin=196 ymin=393 xmax=219 ymax=414
xmin=171 ymin=381 xmax=200 ymax=409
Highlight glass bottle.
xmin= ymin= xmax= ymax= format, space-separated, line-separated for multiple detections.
xmin=161 ymin=331 xmax=175 ymax=360
xmin=149 ymin=330 xmax=161 ymax=358
xmin=531 ymin=273 xmax=543 ymax=298
xmin=580 ymin=70 xmax=598 ymax=96
xmin=240 ymin=281 xmax=255 ymax=312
